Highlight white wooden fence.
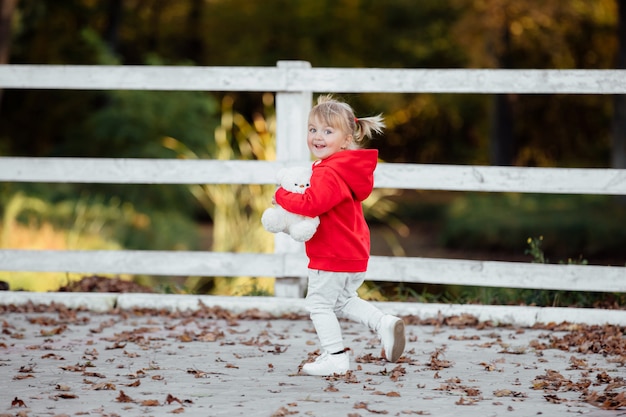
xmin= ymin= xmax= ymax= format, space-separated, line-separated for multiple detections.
xmin=1 ymin=61 xmax=625 ymax=299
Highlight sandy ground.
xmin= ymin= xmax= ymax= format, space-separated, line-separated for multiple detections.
xmin=1 ymin=296 xmax=625 ymax=417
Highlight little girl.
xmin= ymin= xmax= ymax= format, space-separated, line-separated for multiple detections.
xmin=274 ymin=95 xmax=406 ymax=376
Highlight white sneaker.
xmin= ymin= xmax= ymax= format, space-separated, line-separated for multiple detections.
xmin=302 ymin=350 xmax=349 ymax=376
xmin=378 ymin=315 xmax=406 ymax=363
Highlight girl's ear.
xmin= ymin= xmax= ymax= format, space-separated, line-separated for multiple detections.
xmin=342 ymin=135 xmax=353 ymax=149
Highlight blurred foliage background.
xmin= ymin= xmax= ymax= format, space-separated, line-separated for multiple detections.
xmin=0 ymin=0 xmax=624 ymax=305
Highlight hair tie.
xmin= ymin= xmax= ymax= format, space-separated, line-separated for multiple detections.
xmin=354 ymin=117 xmax=359 ymax=124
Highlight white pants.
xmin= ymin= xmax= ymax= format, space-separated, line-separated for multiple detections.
xmin=305 ymin=269 xmax=385 ymax=353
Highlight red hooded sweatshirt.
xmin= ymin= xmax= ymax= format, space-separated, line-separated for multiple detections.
xmin=275 ymin=149 xmax=378 ymax=272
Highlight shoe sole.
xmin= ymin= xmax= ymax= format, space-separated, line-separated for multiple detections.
xmin=302 ymin=367 xmax=349 ymax=377
xmin=385 ymin=320 xmax=406 ymax=363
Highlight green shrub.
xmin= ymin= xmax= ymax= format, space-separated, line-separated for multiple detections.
xmin=441 ymin=193 xmax=626 ymax=261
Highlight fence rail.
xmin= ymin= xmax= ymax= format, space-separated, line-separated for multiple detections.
xmin=1 ymin=61 xmax=625 ymax=301
xmin=1 ymin=157 xmax=625 ymax=194
xmin=2 ymin=65 xmax=626 ymax=94
xmin=0 ymin=250 xmax=624 ymax=293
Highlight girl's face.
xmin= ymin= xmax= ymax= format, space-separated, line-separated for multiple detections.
xmin=307 ymin=116 xmax=352 ymax=160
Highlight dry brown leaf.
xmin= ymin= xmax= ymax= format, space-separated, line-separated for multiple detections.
xmin=177 ymin=333 xmax=194 ymax=342
xmin=60 ymin=364 xmax=86 ymax=372
xmin=170 ymin=407 xmax=185 ymax=414
xmin=105 ymin=341 xmax=127 ymax=350
xmin=82 ymin=371 xmax=106 ymax=378
xmin=54 ymin=393 xmax=79 ymax=399
xmin=584 ymin=391 xmax=626 ymax=410
xmin=449 ymin=334 xmax=480 ymax=341
xmin=116 ymin=390 xmax=134 ymax=403
xmin=372 ymin=391 xmax=401 ymax=397
xmin=390 ymin=364 xmax=406 ymax=382
xmin=427 ymin=348 xmax=452 ymax=370
xmin=141 ymin=399 xmax=160 ymax=406
xmin=270 ymin=406 xmax=298 ymax=417
xmin=91 ymin=382 xmax=116 ymax=390
xmin=494 ymin=389 xmax=527 ymax=398
xmin=455 ymin=397 xmax=479 ymax=406
xmin=42 ymin=353 xmax=65 ymax=360
xmin=354 ymin=401 xmax=389 ymax=414
xmin=40 ymin=325 xmax=67 ymax=336
xmin=123 ymin=350 xmax=140 ymax=358
xmin=166 ymin=394 xmax=183 ymax=405
xmin=18 ymin=365 xmax=34 ymax=373
xmin=544 ymin=394 xmax=567 ymax=404
xmin=11 ymin=397 xmax=26 ymax=408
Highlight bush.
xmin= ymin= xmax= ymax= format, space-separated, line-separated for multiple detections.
xmin=440 ymin=193 xmax=626 ymax=263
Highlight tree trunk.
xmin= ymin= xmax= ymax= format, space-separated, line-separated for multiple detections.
xmin=611 ymin=0 xmax=626 ymax=171
xmin=489 ymin=7 xmax=515 ymax=166
xmin=185 ymin=0 xmax=204 ymax=64
xmin=0 ymin=0 xmax=18 ymax=109
xmin=103 ymin=0 xmax=122 ymax=56
xmin=0 ymin=0 xmax=16 ymax=64
xmin=489 ymin=94 xmax=514 ymax=166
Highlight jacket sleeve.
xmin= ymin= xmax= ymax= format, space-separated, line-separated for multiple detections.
xmin=275 ymin=168 xmax=345 ymax=218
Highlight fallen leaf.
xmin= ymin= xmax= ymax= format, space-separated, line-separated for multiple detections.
xmin=494 ymin=389 xmax=527 ymax=398
xmin=270 ymin=406 xmax=298 ymax=416
xmin=18 ymin=365 xmax=34 ymax=373
xmin=544 ymin=394 xmax=567 ymax=404
xmin=82 ymin=371 xmax=106 ymax=378
xmin=166 ymin=394 xmax=183 ymax=405
xmin=324 ymin=384 xmax=339 ymax=392
xmin=40 ymin=325 xmax=67 ymax=336
xmin=116 ymin=390 xmax=134 ymax=403
xmin=427 ymin=348 xmax=452 ymax=370
xmin=11 ymin=397 xmax=26 ymax=408
xmin=584 ymin=391 xmax=626 ymax=410
xmin=42 ymin=353 xmax=65 ymax=360
xmin=91 ymin=382 xmax=116 ymax=390
xmin=54 ymin=393 xmax=78 ymax=399
xmin=354 ymin=401 xmax=389 ymax=414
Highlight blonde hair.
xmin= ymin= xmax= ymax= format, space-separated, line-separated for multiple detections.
xmin=309 ymin=94 xmax=385 ymax=149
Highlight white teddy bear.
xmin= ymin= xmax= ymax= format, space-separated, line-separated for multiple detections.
xmin=261 ymin=166 xmax=320 ymax=242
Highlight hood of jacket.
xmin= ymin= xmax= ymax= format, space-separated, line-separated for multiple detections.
xmin=313 ymin=149 xmax=378 ymax=202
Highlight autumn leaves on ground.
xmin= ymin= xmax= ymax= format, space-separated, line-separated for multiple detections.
xmin=1 ymin=301 xmax=625 ymax=416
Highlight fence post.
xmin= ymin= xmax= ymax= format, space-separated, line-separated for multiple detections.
xmin=273 ymin=60 xmax=313 ymax=298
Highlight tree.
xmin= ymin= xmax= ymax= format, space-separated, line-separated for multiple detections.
xmin=0 ymin=0 xmax=18 ymax=108
xmin=612 ymin=0 xmax=626 ymax=170
xmin=453 ymin=0 xmax=618 ymax=167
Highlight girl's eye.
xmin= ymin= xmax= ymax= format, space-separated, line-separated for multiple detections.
xmin=324 ymin=129 xmax=332 ymax=135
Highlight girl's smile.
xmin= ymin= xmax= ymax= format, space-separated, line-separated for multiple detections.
xmin=307 ymin=117 xmax=351 ymax=160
